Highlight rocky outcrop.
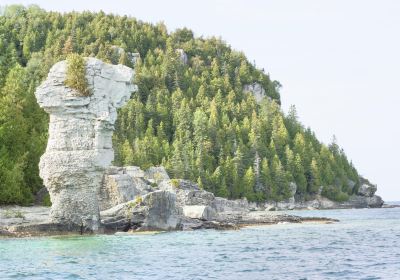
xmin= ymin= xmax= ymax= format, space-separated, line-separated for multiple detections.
xmin=176 ymin=49 xmax=188 ymax=64
xmin=128 ymin=52 xmax=141 ymax=65
xmin=159 ymin=179 xmax=215 ymax=206
xmin=145 ymin=166 xmax=170 ymax=184
xmin=99 ymin=166 xmax=152 ymax=211
xmin=243 ymin=83 xmax=267 ymax=103
xmin=110 ymin=46 xmax=140 ymax=66
xmin=212 ymin=197 xmax=249 ymax=213
xmin=35 ymin=58 xmax=136 ymax=231
xmin=358 ymin=183 xmax=377 ymax=197
xmin=100 ymin=173 xmax=139 ymax=210
xmin=101 ymin=190 xmax=180 ymax=231
xmin=182 ymin=205 xmax=217 ymax=221
xmin=264 ymin=193 xmax=384 ymax=211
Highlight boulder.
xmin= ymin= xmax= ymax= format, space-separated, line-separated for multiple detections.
xmin=145 ymin=166 xmax=170 ymax=184
xmin=35 ymin=58 xmax=136 ymax=231
xmin=131 ymin=191 xmax=180 ymax=230
xmin=99 ymin=166 xmax=154 ymax=211
xmin=367 ymin=195 xmax=384 ymax=208
xmin=248 ymin=202 xmax=261 ymax=211
xmin=99 ymin=174 xmax=140 ymax=211
xmin=101 ymin=190 xmax=180 ymax=231
xmin=182 ymin=205 xmax=217 ymax=221
xmin=211 ymin=197 xmax=249 ymax=213
xmin=276 ymin=197 xmax=296 ymax=210
xmin=158 ymin=179 xmax=215 ymax=206
xmin=125 ymin=166 xmax=145 ymax=178
xmin=358 ymin=183 xmax=377 ymax=197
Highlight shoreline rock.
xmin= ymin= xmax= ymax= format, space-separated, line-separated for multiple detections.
xmin=0 ymin=206 xmax=338 ymax=237
xmin=1 ymin=166 xmax=384 ymax=237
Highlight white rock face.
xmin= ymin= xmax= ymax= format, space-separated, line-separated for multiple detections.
xmin=182 ymin=205 xmax=216 ymax=221
xmin=35 ymin=58 xmax=136 ymax=231
xmin=176 ymin=49 xmax=188 ymax=64
xmin=243 ymin=83 xmax=266 ymax=103
xmin=358 ymin=183 xmax=377 ymax=197
xmin=101 ymin=190 xmax=180 ymax=231
xmin=145 ymin=166 xmax=170 ymax=184
xmin=99 ymin=166 xmax=153 ymax=211
xmin=100 ymin=174 xmax=140 ymax=210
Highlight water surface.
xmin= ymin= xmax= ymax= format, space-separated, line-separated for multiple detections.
xmin=1 ymin=208 xmax=399 ymax=279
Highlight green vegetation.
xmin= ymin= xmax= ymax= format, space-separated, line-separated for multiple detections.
xmin=170 ymin=179 xmax=180 ymax=188
xmin=127 ymin=196 xmax=143 ymax=209
xmin=42 ymin=193 xmax=51 ymax=206
xmin=65 ymin=53 xmax=90 ymax=96
xmin=0 ymin=5 xmax=360 ymax=205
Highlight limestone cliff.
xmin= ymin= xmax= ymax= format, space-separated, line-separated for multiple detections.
xmin=35 ymin=58 xmax=136 ymax=231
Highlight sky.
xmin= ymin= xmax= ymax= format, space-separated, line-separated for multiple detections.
xmin=1 ymin=0 xmax=399 ymax=200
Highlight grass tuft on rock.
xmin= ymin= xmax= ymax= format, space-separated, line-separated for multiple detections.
xmin=65 ymin=53 xmax=90 ymax=96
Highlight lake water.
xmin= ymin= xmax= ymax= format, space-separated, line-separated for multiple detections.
xmin=1 ymin=207 xmax=399 ymax=279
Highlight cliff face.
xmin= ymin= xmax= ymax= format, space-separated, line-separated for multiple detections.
xmin=35 ymin=58 xmax=136 ymax=231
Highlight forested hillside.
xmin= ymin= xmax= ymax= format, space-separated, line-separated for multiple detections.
xmin=0 ymin=5 xmax=360 ymax=204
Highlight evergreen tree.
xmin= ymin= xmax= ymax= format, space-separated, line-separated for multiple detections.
xmin=0 ymin=6 xmax=362 ymax=204
xmin=242 ymin=166 xmax=256 ymax=201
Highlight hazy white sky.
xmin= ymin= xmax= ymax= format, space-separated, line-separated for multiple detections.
xmin=2 ymin=0 xmax=399 ymax=200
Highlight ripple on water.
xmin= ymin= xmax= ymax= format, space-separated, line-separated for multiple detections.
xmin=1 ymin=208 xmax=400 ymax=280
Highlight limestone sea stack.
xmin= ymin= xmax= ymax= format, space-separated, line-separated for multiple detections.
xmin=35 ymin=58 xmax=136 ymax=231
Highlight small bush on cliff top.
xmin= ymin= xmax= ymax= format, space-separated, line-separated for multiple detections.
xmin=65 ymin=53 xmax=90 ymax=96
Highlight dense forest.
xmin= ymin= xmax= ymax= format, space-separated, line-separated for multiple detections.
xmin=0 ymin=5 xmax=360 ymax=205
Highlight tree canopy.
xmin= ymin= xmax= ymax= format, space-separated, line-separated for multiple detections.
xmin=0 ymin=5 xmax=360 ymax=204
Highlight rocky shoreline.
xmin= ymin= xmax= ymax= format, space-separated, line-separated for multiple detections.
xmin=2 ymin=58 xmax=381 ymax=238
xmin=0 ymin=165 xmax=385 ymax=238
xmin=0 ymin=205 xmax=338 ymax=238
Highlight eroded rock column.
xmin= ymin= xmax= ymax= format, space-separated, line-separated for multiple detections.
xmin=35 ymin=58 xmax=136 ymax=231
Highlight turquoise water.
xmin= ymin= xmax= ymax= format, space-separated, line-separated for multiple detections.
xmin=1 ymin=208 xmax=400 ymax=280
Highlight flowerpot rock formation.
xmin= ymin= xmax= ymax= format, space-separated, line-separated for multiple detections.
xmin=35 ymin=58 xmax=136 ymax=231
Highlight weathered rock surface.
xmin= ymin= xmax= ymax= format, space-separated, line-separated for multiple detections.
xmin=264 ymin=193 xmax=384 ymax=211
xmin=358 ymin=183 xmax=377 ymax=197
xmin=182 ymin=205 xmax=217 ymax=221
xmin=35 ymin=58 xmax=136 ymax=231
xmin=159 ymin=179 xmax=215 ymax=206
xmin=145 ymin=166 xmax=170 ymax=184
xmin=212 ymin=197 xmax=249 ymax=213
xmin=176 ymin=49 xmax=188 ymax=64
xmin=0 ymin=206 xmax=50 ymax=228
xmin=243 ymin=82 xmax=267 ymax=103
xmin=100 ymin=174 xmax=139 ymax=210
xmin=101 ymin=190 xmax=180 ymax=231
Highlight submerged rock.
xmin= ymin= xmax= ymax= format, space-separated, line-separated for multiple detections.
xmin=35 ymin=58 xmax=136 ymax=231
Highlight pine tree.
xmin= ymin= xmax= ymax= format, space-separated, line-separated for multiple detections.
xmin=63 ymin=35 xmax=74 ymax=55
xmin=242 ymin=166 xmax=256 ymax=201
xmin=308 ymin=158 xmax=321 ymax=193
